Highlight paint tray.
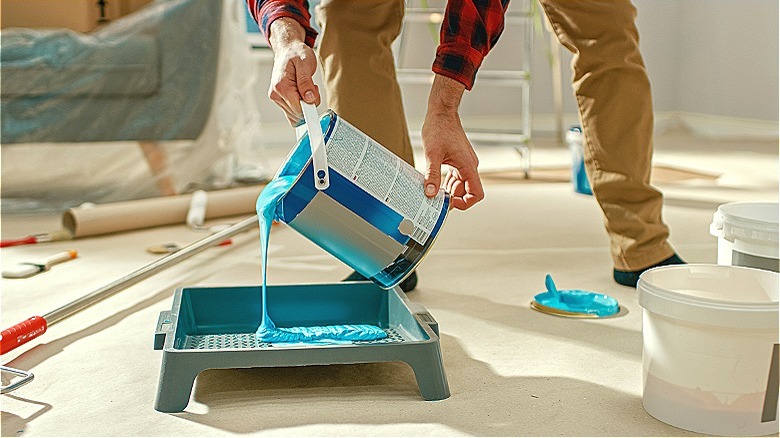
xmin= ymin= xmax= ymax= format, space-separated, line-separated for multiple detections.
xmin=153 ymin=282 xmax=449 ymax=412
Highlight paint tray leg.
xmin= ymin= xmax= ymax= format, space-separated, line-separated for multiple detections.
xmin=405 ymin=346 xmax=450 ymax=401
xmin=154 ymin=355 xmax=200 ymax=413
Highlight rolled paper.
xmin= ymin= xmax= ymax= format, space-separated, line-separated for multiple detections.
xmin=62 ymin=185 xmax=262 ymax=237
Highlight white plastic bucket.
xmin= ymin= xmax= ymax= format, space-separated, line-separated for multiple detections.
xmin=637 ymin=264 xmax=779 ymax=436
xmin=710 ymin=202 xmax=779 ymax=272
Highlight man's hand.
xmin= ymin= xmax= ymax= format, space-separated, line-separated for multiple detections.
xmin=268 ymin=18 xmax=321 ymax=125
xmin=422 ymin=75 xmax=484 ymax=211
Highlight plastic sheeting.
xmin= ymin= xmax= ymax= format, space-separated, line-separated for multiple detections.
xmin=1 ymin=0 xmax=268 ymax=212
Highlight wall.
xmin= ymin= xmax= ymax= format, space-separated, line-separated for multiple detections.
xmin=399 ymin=0 xmax=780 ymax=132
xmin=532 ymin=0 xmax=779 ymax=131
xmin=674 ymin=0 xmax=778 ymax=121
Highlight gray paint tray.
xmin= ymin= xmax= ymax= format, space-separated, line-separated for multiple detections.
xmin=153 ymin=282 xmax=449 ymax=412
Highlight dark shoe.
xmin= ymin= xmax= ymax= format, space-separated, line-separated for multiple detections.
xmin=613 ymin=253 xmax=686 ymax=287
xmin=342 ymin=270 xmax=418 ymax=293
xmin=399 ymin=271 xmax=418 ymax=292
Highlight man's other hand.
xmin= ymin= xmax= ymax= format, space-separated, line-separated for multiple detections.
xmin=422 ymin=75 xmax=484 ymax=211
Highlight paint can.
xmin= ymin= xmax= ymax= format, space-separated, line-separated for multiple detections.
xmin=271 ymin=108 xmax=449 ymax=289
xmin=637 ymin=264 xmax=779 ymax=436
xmin=565 ymin=126 xmax=592 ymax=195
xmin=710 ymin=201 xmax=779 ymax=272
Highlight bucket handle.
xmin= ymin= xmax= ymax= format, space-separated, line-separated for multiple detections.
xmin=709 ymin=211 xmax=724 ymax=237
xmin=301 ymin=102 xmax=330 ymax=191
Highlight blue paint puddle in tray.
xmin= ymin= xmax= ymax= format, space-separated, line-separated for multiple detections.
xmin=255 ymin=163 xmax=387 ymax=344
xmin=532 ymin=274 xmax=619 ymax=318
xmin=257 ymin=323 xmax=387 ymax=344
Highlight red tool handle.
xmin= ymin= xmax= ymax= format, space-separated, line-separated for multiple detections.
xmin=0 ymin=236 xmax=37 ymax=248
xmin=0 ymin=316 xmax=48 ymax=355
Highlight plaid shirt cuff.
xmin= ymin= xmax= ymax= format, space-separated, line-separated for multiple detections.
xmin=257 ymin=1 xmax=317 ymax=47
xmin=432 ymin=43 xmax=485 ymax=91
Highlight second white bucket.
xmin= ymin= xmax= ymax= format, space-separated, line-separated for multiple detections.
xmin=710 ymin=201 xmax=779 ymax=272
xmin=638 ymin=264 xmax=779 ymax=436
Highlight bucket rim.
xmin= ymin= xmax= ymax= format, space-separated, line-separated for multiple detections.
xmin=638 ymin=264 xmax=779 ymax=311
xmin=377 ymin=194 xmax=451 ymax=290
xmin=716 ymin=201 xmax=779 ymax=230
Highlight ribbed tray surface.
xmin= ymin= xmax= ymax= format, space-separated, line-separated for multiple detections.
xmin=182 ymin=328 xmax=406 ymax=350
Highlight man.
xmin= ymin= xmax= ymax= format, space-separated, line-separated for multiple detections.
xmin=247 ymin=0 xmax=683 ymax=289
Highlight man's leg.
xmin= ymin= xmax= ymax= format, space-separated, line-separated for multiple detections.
xmin=539 ymin=0 xmax=677 ymax=276
xmin=315 ymin=0 xmax=414 ymax=165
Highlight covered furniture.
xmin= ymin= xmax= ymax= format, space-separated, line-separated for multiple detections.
xmin=1 ymin=0 xmax=264 ymax=205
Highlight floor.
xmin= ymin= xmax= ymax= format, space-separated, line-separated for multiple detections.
xmin=1 ymin=126 xmax=777 ymax=436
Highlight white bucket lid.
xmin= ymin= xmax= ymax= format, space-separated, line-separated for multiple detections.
xmin=638 ymin=264 xmax=779 ymax=329
xmin=710 ymin=201 xmax=779 ymax=244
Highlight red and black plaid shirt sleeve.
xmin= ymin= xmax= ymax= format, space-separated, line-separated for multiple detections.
xmin=246 ymin=0 xmax=318 ymax=47
xmin=433 ymin=0 xmax=510 ymax=90
xmin=247 ymin=0 xmax=506 ymax=90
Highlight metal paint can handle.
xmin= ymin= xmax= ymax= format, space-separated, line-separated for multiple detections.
xmin=301 ymin=102 xmax=330 ymax=191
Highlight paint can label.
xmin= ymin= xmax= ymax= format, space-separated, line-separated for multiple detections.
xmin=325 ymin=117 xmax=446 ymax=245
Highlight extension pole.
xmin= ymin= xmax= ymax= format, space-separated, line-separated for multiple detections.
xmin=0 ymin=215 xmax=258 ymax=355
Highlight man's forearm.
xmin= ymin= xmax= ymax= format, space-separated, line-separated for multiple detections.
xmin=268 ymin=17 xmax=307 ymax=53
xmin=427 ymin=74 xmax=467 ymax=115
xmin=246 ymin=0 xmax=318 ymax=47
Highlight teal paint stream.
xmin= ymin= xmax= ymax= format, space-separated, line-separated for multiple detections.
xmin=255 ymin=174 xmax=387 ymax=344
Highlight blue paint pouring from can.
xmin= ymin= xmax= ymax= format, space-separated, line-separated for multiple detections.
xmin=254 ymin=171 xmax=387 ymax=344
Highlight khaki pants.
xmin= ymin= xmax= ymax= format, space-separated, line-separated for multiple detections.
xmin=315 ymin=0 xmax=674 ymax=271
xmin=315 ymin=0 xmax=414 ymax=165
